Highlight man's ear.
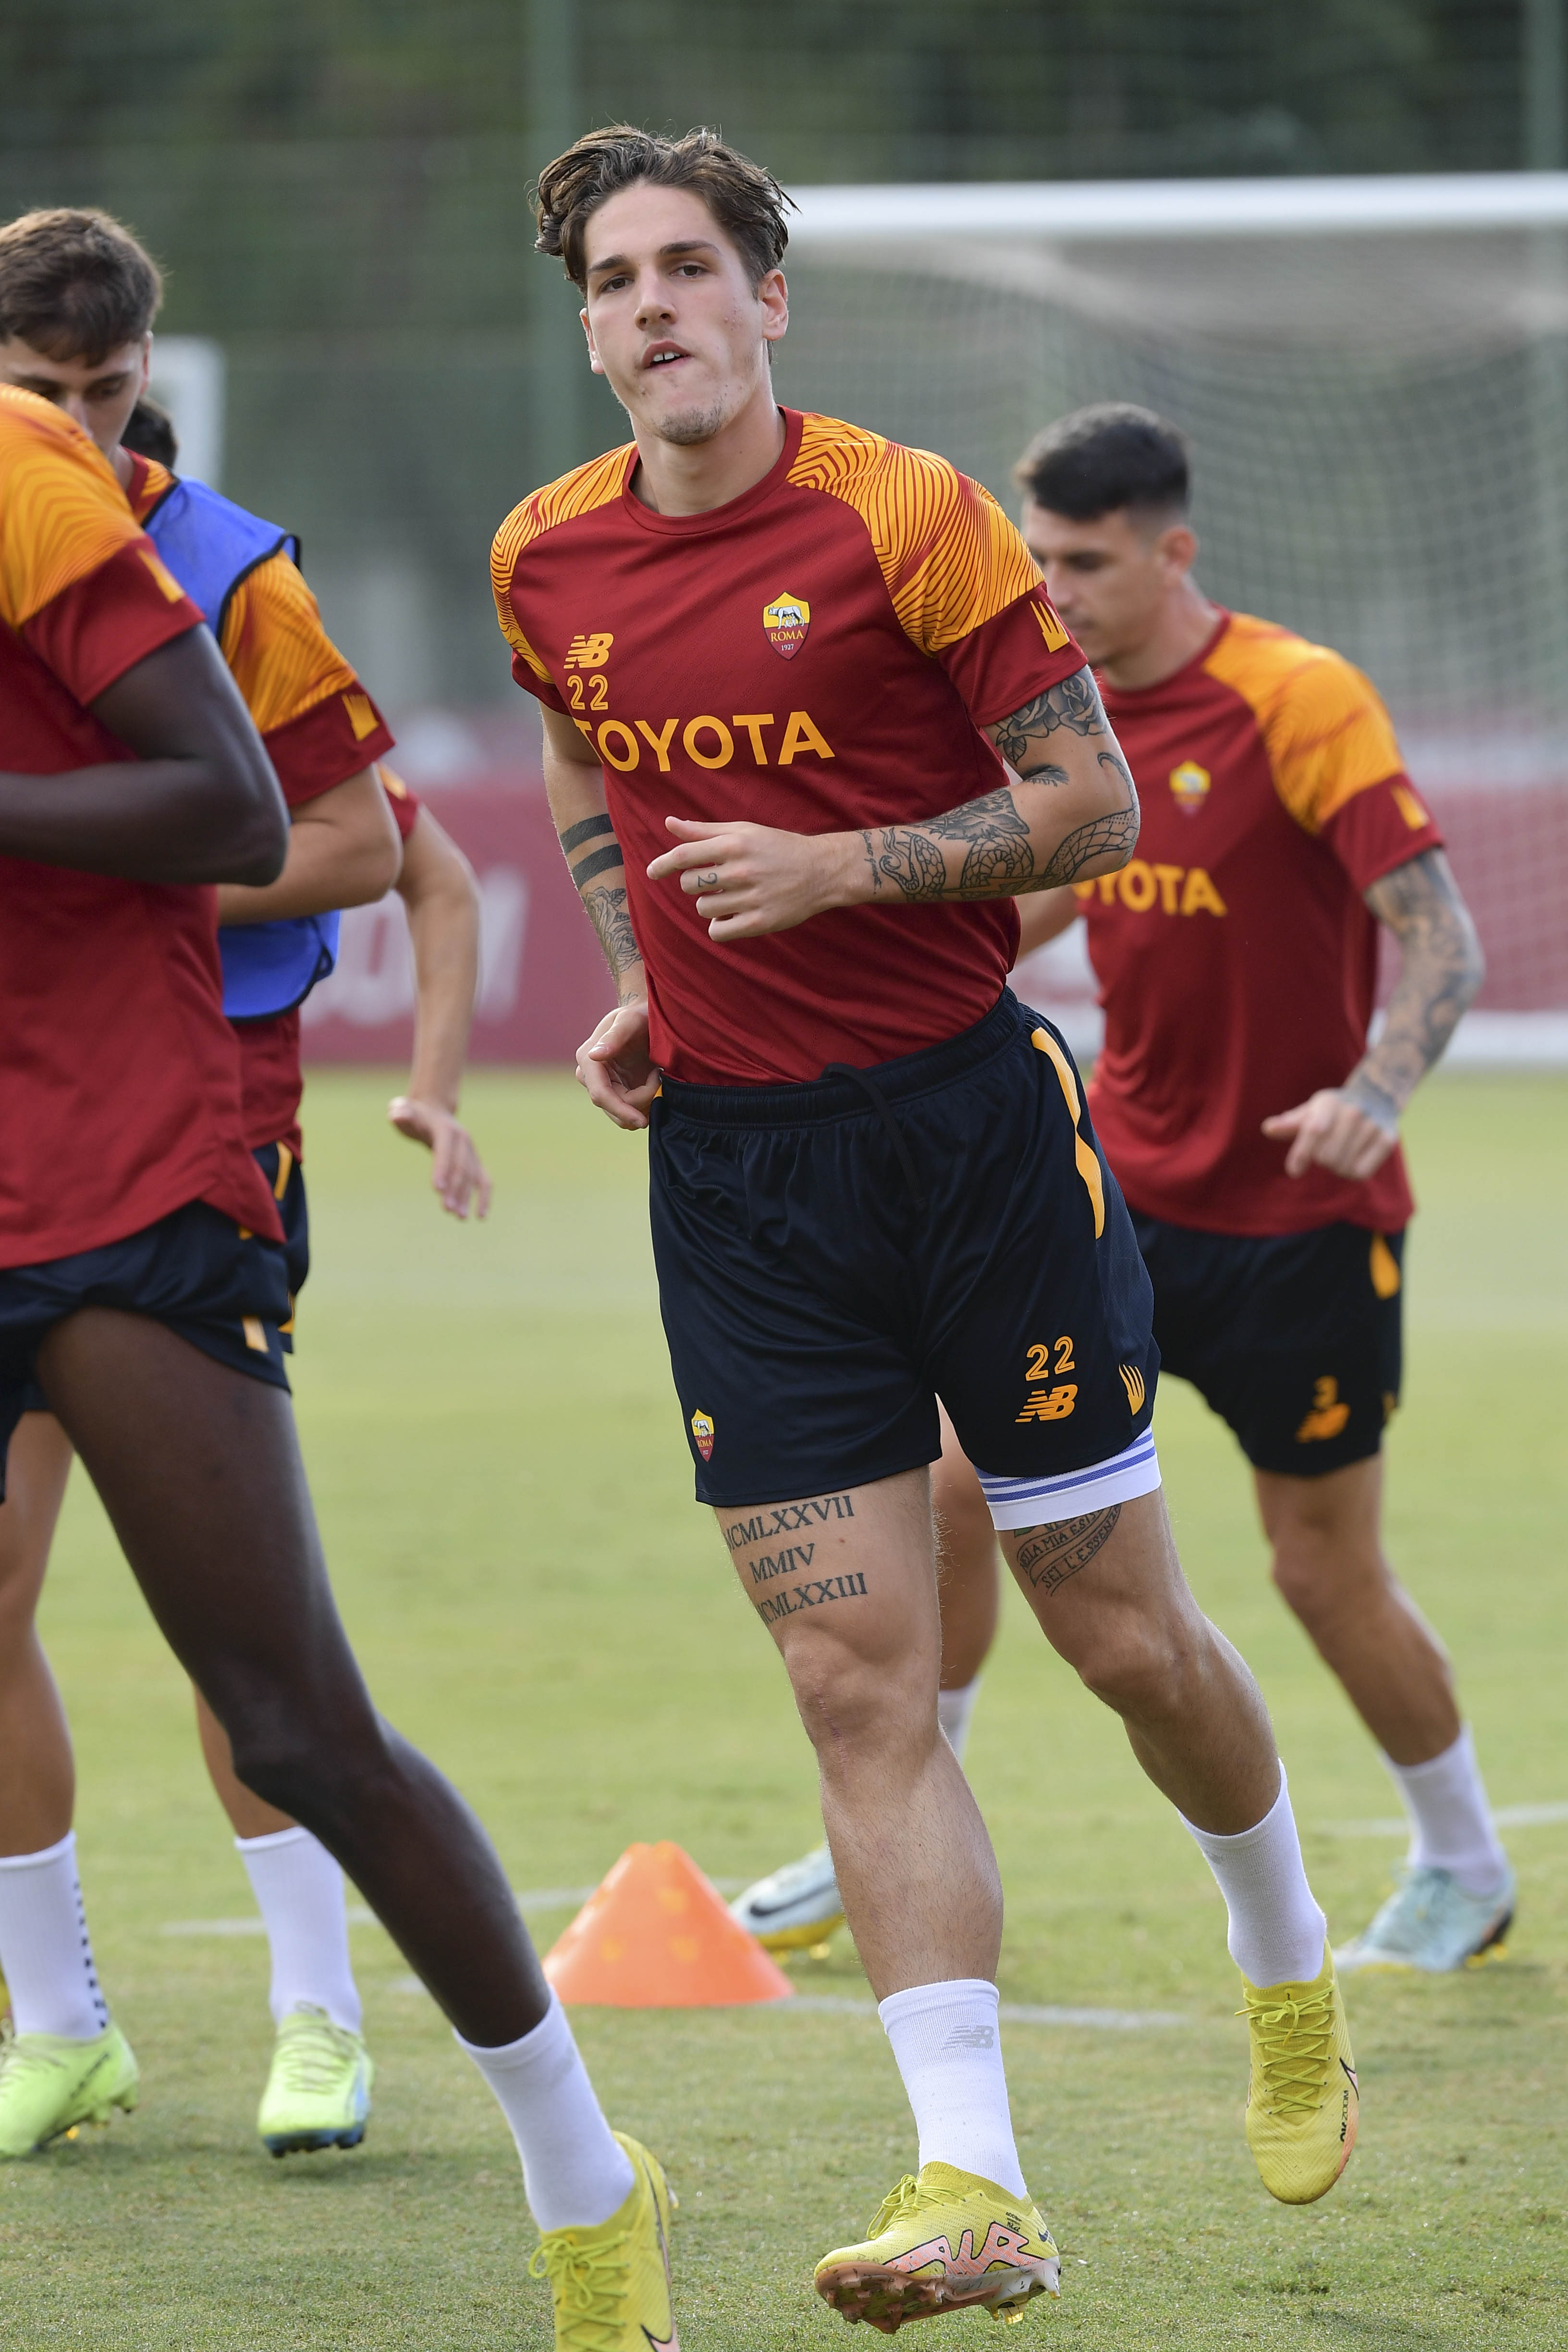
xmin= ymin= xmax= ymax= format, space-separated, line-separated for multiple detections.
xmin=759 ymin=268 xmax=789 ymax=347
xmin=1156 ymin=522 xmax=1199 ymax=580
xmin=138 ymin=334 xmax=152 ymax=394
xmin=579 ymin=307 xmax=604 ymax=377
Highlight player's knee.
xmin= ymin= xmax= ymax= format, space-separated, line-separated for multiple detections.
xmin=224 ymin=1696 xmax=386 ymax=1822
xmin=1269 ymin=1518 xmax=1384 ymax=1633
xmin=787 ymin=1635 xmax=937 ymax=1766
xmin=1072 ymin=1609 xmax=1200 ymax=1719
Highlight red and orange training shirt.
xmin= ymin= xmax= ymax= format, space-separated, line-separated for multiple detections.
xmin=1081 ymin=610 xmax=1445 ymax=1239
xmin=126 ymin=453 xmax=399 ymax=1157
xmin=492 ymin=407 xmax=1085 ymax=1085
xmin=0 ymin=388 xmax=282 ymax=1266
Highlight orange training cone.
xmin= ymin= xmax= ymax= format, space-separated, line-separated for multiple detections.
xmin=543 ymin=1841 xmax=794 ymax=2008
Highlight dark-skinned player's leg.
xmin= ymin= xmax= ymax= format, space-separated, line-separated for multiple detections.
xmin=37 ymin=1307 xmax=541 ymax=2044
xmin=35 ymin=1307 xmax=651 ymax=2253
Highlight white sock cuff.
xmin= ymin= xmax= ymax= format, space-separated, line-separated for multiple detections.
xmin=1180 ymin=1762 xmax=1288 ymax=1856
xmin=455 ymin=1992 xmax=570 ymax=2071
xmin=234 ymin=1825 xmax=317 ymax=1856
xmin=0 ymin=1830 xmax=76 ymax=1873
xmin=878 ymin=1977 xmax=1000 ymax=2034
xmin=1385 ymin=1725 xmax=1473 ymax=1785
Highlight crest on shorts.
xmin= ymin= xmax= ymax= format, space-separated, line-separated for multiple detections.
xmin=762 ymin=592 xmax=810 ymax=660
xmin=1170 ymin=760 xmax=1211 ymax=815
xmin=690 ymin=1409 xmax=715 ymax=1462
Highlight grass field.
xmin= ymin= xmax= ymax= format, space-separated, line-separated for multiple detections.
xmin=2 ymin=1068 xmax=1565 ymax=2349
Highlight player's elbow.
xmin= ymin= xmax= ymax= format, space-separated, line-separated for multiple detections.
xmin=207 ymin=759 xmax=289 ymax=885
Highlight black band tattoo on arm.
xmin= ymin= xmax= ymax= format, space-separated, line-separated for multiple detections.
xmin=559 ymin=813 xmax=615 ymax=855
xmin=558 ymin=813 xmax=642 ymax=984
xmin=1347 ymin=847 xmax=1483 ymax=1123
xmin=1013 ymin=1505 xmax=1121 ymax=1596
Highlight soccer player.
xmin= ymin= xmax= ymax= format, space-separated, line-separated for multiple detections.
xmin=741 ymin=408 xmax=1515 ymax=1986
xmin=0 ymin=227 xmax=673 ymax=2348
xmin=496 ymin=126 xmax=1357 ymax=2331
xmin=0 ymin=220 xmax=494 ymax=2161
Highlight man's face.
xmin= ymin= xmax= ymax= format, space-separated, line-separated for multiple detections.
xmin=579 ymin=183 xmax=786 ymax=447
xmin=1021 ymin=499 xmax=1193 ymax=669
xmin=0 ymin=333 xmax=149 ymax=458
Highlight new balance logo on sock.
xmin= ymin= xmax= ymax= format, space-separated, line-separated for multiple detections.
xmin=942 ymin=2025 xmax=996 ymax=2050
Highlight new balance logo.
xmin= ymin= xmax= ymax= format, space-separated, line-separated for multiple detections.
xmin=564 ymin=631 xmax=613 ymax=669
xmin=1016 ymin=1384 xmax=1077 ymax=1425
xmin=1119 ymin=1363 xmax=1146 ymax=1412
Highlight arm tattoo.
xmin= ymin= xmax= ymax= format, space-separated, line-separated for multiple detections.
xmin=1038 ymin=797 xmax=1141 ymax=886
xmin=1347 ymin=848 xmax=1483 ymax=1122
xmin=992 ymin=668 xmax=1104 ymax=770
xmin=859 ymin=668 xmax=1139 ymax=906
xmin=557 ymin=814 xmax=642 ymax=986
xmin=863 ymin=788 xmax=1036 ymax=900
xmin=582 ymin=882 xmax=641 ymax=983
xmin=1013 ymin=1505 xmax=1121 ymax=1596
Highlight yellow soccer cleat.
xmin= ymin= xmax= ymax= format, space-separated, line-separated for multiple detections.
xmin=815 ymin=2162 xmax=1060 ymax=2334
xmin=0 ymin=2020 xmax=139 ymax=2157
xmin=1241 ymin=1944 xmax=1358 ymax=2205
xmin=528 ymin=2131 xmax=679 ymax=2349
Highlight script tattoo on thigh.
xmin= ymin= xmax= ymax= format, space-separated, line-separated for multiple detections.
xmin=719 ymin=1494 xmax=868 ymax=1625
xmin=1014 ymin=1505 xmax=1121 ymax=1595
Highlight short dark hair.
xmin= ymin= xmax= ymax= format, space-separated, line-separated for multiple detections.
xmin=1015 ymin=404 xmax=1190 ymax=523
xmin=121 ymin=395 xmax=177 ymax=468
xmin=0 ymin=208 xmax=162 ymax=365
xmin=534 ymin=125 xmax=794 ymax=292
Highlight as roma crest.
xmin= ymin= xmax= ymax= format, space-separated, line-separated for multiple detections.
xmin=690 ymin=1409 xmax=715 ymax=1462
xmin=1170 ymin=760 xmax=1211 ymax=815
xmin=762 ymin=591 xmax=810 ymax=660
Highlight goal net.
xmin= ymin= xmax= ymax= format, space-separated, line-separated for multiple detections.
xmin=781 ymin=173 xmax=1568 ymax=1066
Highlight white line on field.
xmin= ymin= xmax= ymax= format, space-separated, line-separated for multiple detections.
xmin=163 ymin=1881 xmax=749 ymax=1937
xmin=386 ymin=1979 xmax=1188 ymax=2027
xmin=1319 ymin=1800 xmax=1568 ymax=1838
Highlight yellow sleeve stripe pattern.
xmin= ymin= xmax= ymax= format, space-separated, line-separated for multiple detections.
xmin=0 ymin=388 xmax=148 ymax=630
xmin=218 ymin=549 xmax=360 ymax=737
xmin=1204 ymin=611 xmax=1407 ymax=833
xmin=789 ymin=413 xmax=1041 ymax=656
xmin=490 ymin=444 xmax=633 ymax=677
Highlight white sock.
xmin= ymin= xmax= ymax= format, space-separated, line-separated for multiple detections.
xmin=1383 ymin=1726 xmax=1508 ymax=1897
xmin=0 ymin=1831 xmax=109 ymax=2039
xmin=1181 ymin=1766 xmax=1327 ymax=1988
xmin=237 ymin=1826 xmax=362 ymax=2035
xmin=457 ymin=1994 xmax=636 ymax=2233
xmin=936 ymin=1677 xmax=982 ymax=1769
xmin=878 ymin=1978 xmax=1026 ymax=2198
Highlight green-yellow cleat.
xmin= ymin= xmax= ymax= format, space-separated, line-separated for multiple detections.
xmin=815 ymin=2162 xmax=1060 ymax=2333
xmin=257 ymin=2004 xmax=374 ymax=2156
xmin=529 ymin=2131 xmax=679 ymax=2350
xmin=0 ymin=2019 xmax=139 ymax=2156
xmin=1241 ymin=1944 xmax=1358 ymax=2205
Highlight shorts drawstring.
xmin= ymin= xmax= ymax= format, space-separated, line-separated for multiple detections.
xmin=819 ymin=1062 xmax=929 ymax=1210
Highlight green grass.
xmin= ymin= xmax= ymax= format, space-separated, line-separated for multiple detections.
xmin=3 ymin=1069 xmax=1566 ymax=2347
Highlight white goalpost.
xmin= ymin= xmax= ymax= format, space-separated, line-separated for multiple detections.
xmin=781 ymin=173 xmax=1568 ymax=1066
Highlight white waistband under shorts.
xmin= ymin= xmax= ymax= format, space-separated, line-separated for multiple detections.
xmin=975 ymin=1426 xmax=1162 ymax=1530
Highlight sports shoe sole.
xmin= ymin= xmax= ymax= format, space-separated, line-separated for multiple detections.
xmin=51 ymin=2083 xmax=138 ymax=2150
xmin=750 ymin=1911 xmax=846 ymax=1954
xmin=815 ymin=2254 xmax=1057 ymax=2333
xmin=263 ymin=2120 xmax=368 ymax=2157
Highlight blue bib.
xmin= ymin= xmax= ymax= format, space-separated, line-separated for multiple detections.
xmin=143 ymin=478 xmax=342 ymax=1021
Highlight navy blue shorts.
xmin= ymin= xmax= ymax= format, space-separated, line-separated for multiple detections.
xmin=1133 ymin=1213 xmax=1405 ymax=1478
xmin=649 ymin=993 xmax=1161 ymax=1518
xmin=253 ymin=1141 xmax=310 ymax=1344
xmin=0 ymin=1182 xmax=294 ymax=1495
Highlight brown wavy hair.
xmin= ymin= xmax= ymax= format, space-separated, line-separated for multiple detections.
xmin=534 ymin=126 xmax=794 ymax=291
xmin=0 ymin=208 xmax=162 ymax=363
